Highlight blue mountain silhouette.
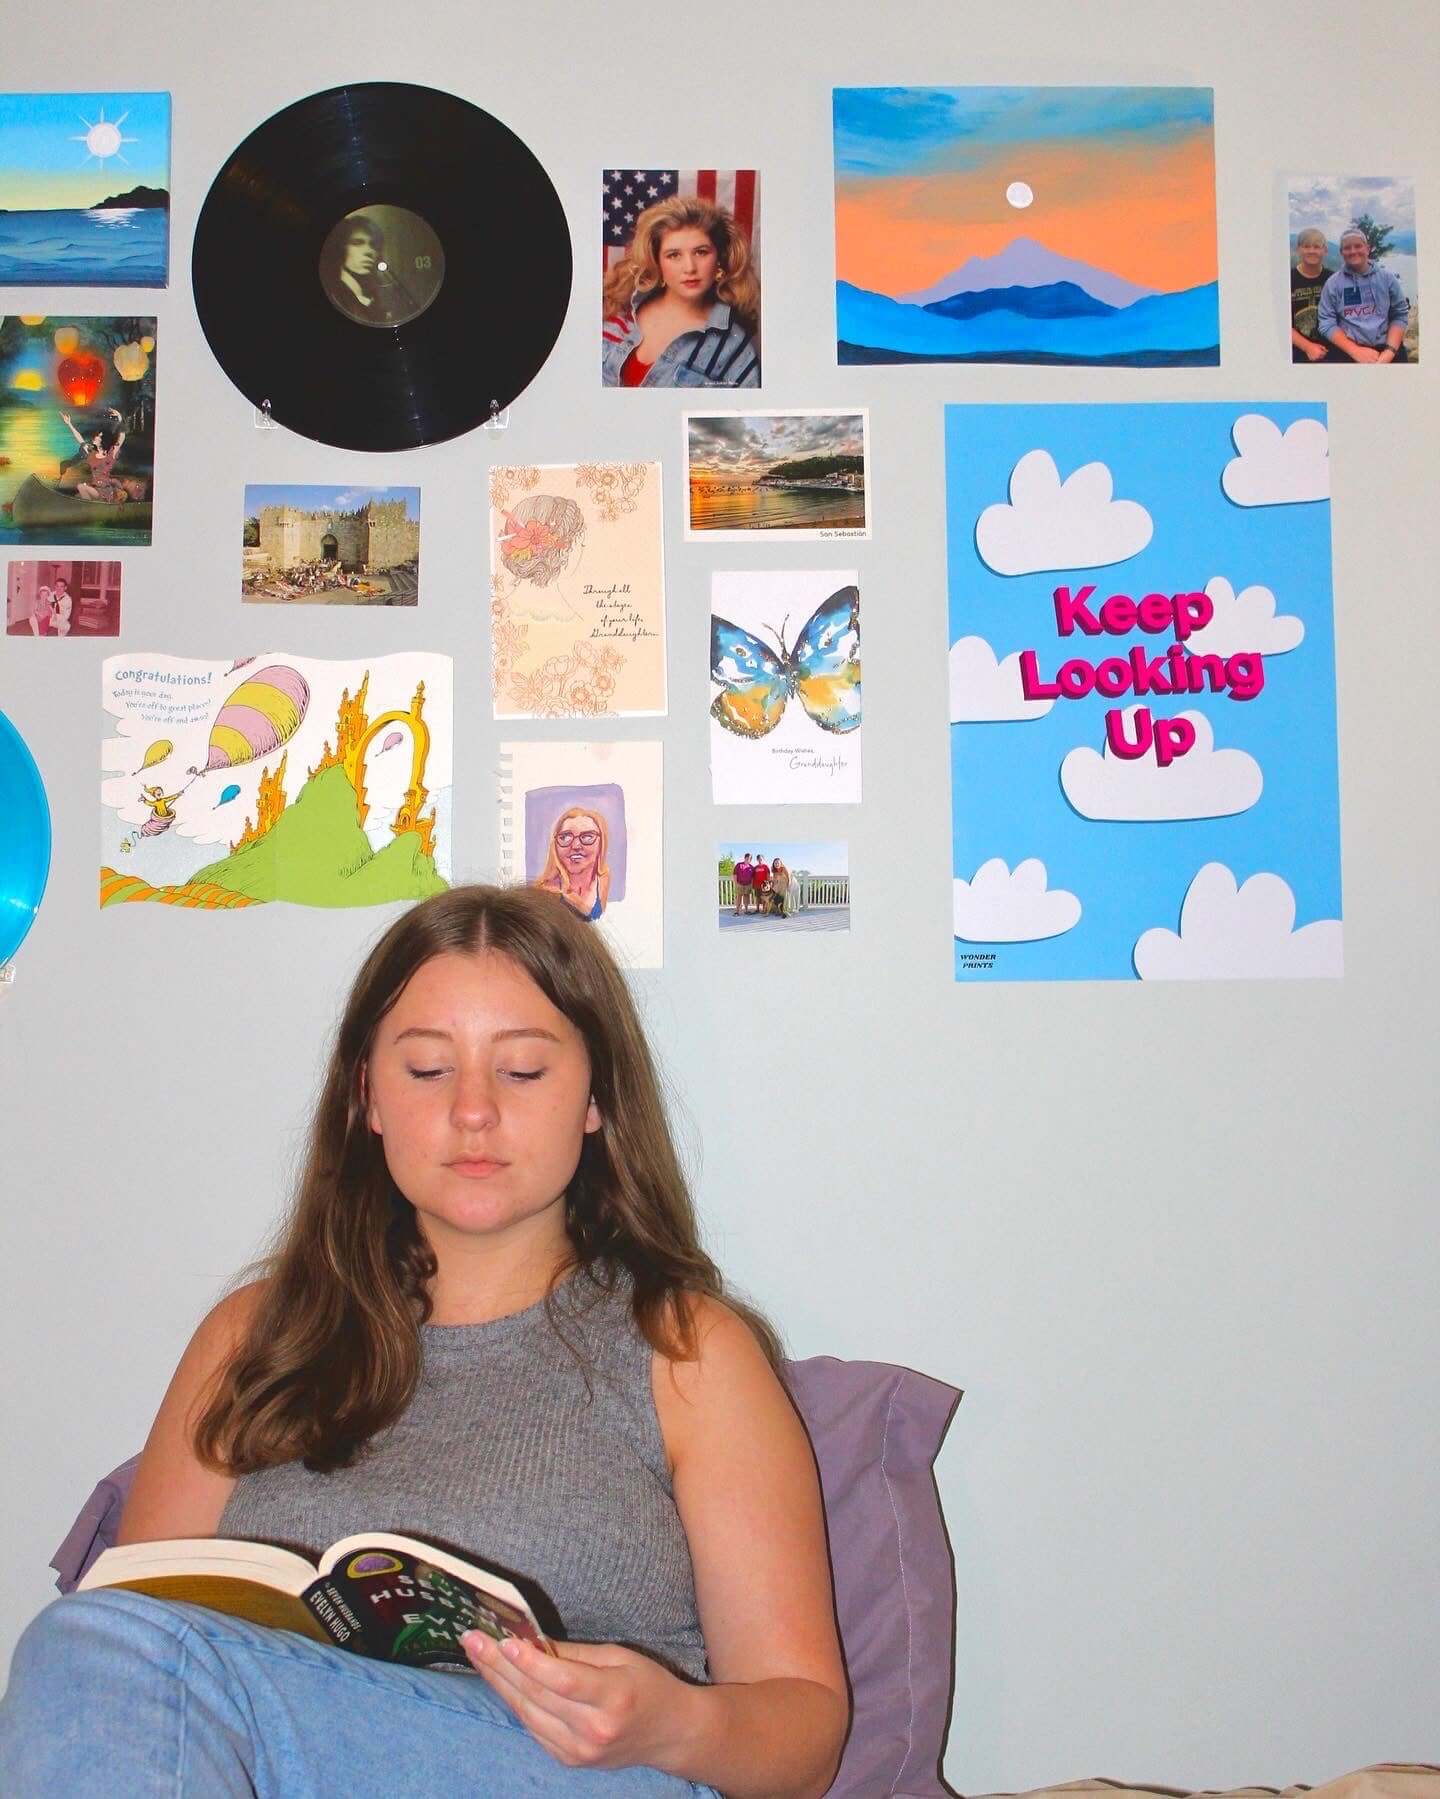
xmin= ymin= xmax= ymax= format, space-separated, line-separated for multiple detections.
xmin=837 ymin=279 xmax=1219 ymax=366
xmin=922 ymin=281 xmax=1117 ymax=322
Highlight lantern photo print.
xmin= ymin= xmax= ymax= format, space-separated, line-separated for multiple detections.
xmin=0 ymin=316 xmax=156 ymax=546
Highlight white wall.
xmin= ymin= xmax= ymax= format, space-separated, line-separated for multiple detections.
xmin=2 ymin=2 xmax=1436 ymax=1789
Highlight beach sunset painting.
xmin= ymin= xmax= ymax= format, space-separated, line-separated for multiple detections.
xmin=834 ymin=87 xmax=1219 ymax=367
xmin=684 ymin=409 xmax=869 ymax=540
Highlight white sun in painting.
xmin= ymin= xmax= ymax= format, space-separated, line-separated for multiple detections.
xmin=1005 ymin=181 xmax=1034 ymax=209
xmin=71 ymin=108 xmax=136 ymax=167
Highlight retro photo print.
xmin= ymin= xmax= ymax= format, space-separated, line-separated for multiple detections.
xmin=601 ymin=169 xmax=759 ymax=388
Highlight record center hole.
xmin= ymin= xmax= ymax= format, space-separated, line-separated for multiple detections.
xmin=378 ymin=260 xmax=388 ymax=271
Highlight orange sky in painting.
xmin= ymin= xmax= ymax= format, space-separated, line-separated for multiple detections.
xmin=836 ymin=134 xmax=1217 ymax=295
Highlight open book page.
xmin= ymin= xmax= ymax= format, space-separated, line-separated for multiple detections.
xmin=78 ymin=1540 xmax=329 ymax=1644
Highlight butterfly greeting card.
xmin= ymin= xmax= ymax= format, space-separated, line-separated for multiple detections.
xmin=709 ymin=570 xmax=861 ymax=804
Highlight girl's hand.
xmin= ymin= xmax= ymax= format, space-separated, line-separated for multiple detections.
xmin=461 ymin=1632 xmax=692 ymax=1772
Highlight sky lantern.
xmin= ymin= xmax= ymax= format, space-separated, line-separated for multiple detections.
xmin=57 ymin=352 xmax=105 ymax=406
xmin=113 ymin=341 xmax=149 ymax=382
xmin=52 ymin=326 xmax=79 ymax=355
xmin=18 ymin=315 xmax=46 ymax=326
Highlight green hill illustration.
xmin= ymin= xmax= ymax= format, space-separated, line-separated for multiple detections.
xmin=101 ymin=667 xmax=447 ymax=911
xmin=188 ymin=762 xmax=445 ymax=907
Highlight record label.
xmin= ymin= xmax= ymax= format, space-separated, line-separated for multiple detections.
xmin=193 ymin=84 xmax=572 ymax=451
xmin=319 ymin=205 xmax=446 ymax=330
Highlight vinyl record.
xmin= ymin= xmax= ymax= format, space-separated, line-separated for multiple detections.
xmin=0 ymin=710 xmax=52 ymax=965
xmin=192 ymin=83 xmax=572 ymax=451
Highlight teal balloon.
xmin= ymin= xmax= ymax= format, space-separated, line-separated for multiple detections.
xmin=216 ymin=783 xmax=241 ymax=808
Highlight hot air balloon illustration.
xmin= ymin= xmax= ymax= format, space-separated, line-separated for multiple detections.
xmin=136 ymin=737 xmax=173 ymax=773
xmin=189 ymin=665 xmax=310 ymax=777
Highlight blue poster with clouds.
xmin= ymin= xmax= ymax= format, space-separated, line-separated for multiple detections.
xmin=946 ymin=403 xmax=1341 ymax=982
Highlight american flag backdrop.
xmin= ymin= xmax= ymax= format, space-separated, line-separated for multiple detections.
xmin=601 ymin=170 xmax=760 ymax=274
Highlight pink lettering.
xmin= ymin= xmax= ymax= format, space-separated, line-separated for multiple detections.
xmin=1173 ymin=592 xmax=1213 ymax=641
xmin=1018 ymin=649 xmax=1059 ymax=700
xmin=1128 ymin=646 xmax=1174 ymax=696
xmin=1226 ymin=652 xmax=1265 ymax=699
xmin=1106 ymin=707 xmax=1152 ymax=759
xmin=1094 ymin=657 xmax=1132 ymax=697
xmin=1057 ymin=659 xmax=1096 ymax=699
xmin=1153 ymin=716 xmax=1197 ymax=767
xmin=1053 ymin=584 xmax=1100 ymax=636
xmin=1098 ymin=593 xmax=1136 ymax=633
xmin=1137 ymin=593 xmax=1173 ymax=632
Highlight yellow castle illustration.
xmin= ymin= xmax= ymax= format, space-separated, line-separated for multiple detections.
xmin=231 ymin=672 xmax=437 ymax=860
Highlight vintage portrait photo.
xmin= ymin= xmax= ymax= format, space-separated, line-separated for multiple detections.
xmin=6 ymin=558 xmax=121 ymax=635
xmin=601 ymin=169 xmax=760 ymax=388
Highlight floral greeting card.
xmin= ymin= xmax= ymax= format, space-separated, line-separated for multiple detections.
xmin=489 ymin=461 xmax=666 ymax=719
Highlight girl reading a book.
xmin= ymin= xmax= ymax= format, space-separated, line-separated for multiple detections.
xmin=0 ymin=885 xmax=848 ymax=1798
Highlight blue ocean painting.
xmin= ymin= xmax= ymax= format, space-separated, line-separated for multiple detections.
xmin=0 ymin=93 xmax=170 ymax=287
xmin=834 ymin=88 xmax=1219 ymax=367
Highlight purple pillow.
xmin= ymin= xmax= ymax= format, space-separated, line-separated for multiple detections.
xmin=51 ymin=1453 xmax=139 ymax=1593
xmin=785 ymin=1356 xmax=962 ymax=1798
xmin=53 ymin=1361 xmax=962 ymax=1799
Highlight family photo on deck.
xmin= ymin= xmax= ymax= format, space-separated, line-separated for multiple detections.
xmin=717 ymin=842 xmax=850 ymax=934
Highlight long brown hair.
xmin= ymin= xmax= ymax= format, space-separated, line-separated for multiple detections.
xmin=602 ymin=194 xmax=760 ymax=334
xmin=194 ymin=884 xmax=781 ymax=1474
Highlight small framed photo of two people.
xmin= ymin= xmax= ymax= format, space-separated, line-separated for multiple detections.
xmin=1288 ymin=175 xmax=1419 ymax=365
xmin=601 ymin=170 xmax=760 ymax=389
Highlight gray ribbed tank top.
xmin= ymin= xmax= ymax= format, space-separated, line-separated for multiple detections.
xmin=217 ymin=1270 xmax=707 ymax=1681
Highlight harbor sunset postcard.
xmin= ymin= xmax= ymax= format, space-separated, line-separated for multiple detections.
xmin=684 ymin=409 xmax=870 ymax=540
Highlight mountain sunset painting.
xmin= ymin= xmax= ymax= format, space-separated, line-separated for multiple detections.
xmin=834 ymin=87 xmax=1219 ymax=367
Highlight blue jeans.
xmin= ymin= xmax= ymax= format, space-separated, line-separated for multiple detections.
xmin=0 ymin=1590 xmax=721 ymax=1796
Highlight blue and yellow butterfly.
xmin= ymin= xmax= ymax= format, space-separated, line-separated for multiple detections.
xmin=709 ymin=585 xmax=861 ymax=739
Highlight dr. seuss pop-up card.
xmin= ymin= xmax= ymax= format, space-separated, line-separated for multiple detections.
xmin=946 ymin=404 xmax=1341 ymax=983
xmin=101 ymin=652 xmax=452 ymax=909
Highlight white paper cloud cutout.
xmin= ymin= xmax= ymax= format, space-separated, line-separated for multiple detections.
xmin=954 ymin=857 xmax=1081 ymax=942
xmin=1186 ymin=576 xmax=1305 ymax=657
xmin=1061 ymin=708 xmax=1262 ymax=821
xmin=975 ymin=449 xmax=1153 ymax=576
xmin=1222 ymin=415 xmax=1330 ymax=508
xmin=1133 ymin=862 xmax=1342 ymax=980
xmin=949 ymin=635 xmax=1054 ymax=721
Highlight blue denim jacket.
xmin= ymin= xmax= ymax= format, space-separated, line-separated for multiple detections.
xmin=602 ymin=300 xmax=760 ymax=388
